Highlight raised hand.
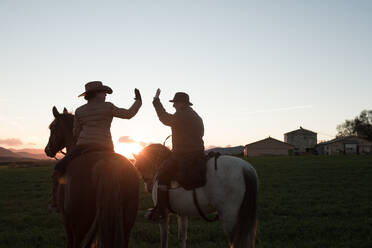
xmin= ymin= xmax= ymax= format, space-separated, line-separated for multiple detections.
xmin=154 ymin=88 xmax=161 ymax=99
xmin=134 ymin=88 xmax=142 ymax=101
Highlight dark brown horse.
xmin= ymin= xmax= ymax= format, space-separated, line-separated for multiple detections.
xmin=45 ymin=106 xmax=139 ymax=248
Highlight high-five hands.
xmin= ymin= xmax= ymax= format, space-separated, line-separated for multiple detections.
xmin=134 ymin=88 xmax=142 ymax=101
xmin=154 ymin=88 xmax=161 ymax=100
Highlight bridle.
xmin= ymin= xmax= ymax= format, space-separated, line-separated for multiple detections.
xmin=49 ymin=114 xmax=72 ymax=160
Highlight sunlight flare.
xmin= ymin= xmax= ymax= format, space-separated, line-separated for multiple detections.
xmin=114 ymin=142 xmax=143 ymax=159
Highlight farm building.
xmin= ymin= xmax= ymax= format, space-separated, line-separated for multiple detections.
xmin=244 ymin=137 xmax=294 ymax=157
xmin=284 ymin=127 xmax=317 ymax=154
xmin=316 ymin=136 xmax=372 ymax=155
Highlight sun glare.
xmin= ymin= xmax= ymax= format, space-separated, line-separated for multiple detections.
xmin=114 ymin=142 xmax=143 ymax=159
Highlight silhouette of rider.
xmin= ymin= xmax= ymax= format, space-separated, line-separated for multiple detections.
xmin=49 ymin=81 xmax=142 ymax=212
xmin=146 ymin=89 xmax=205 ymax=222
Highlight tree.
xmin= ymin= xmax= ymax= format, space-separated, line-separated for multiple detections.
xmin=337 ymin=110 xmax=372 ymax=141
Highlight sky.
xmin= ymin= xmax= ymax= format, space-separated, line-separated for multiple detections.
xmin=1 ymin=0 xmax=371 ymax=154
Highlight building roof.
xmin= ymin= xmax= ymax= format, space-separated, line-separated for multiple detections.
xmin=245 ymin=137 xmax=294 ymax=149
xmin=284 ymin=126 xmax=317 ymax=135
xmin=317 ymin=135 xmax=372 ymax=146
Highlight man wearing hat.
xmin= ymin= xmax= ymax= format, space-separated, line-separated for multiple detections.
xmin=49 ymin=81 xmax=142 ymax=212
xmin=146 ymin=89 xmax=205 ymax=221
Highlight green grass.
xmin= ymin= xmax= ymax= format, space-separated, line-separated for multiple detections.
xmin=0 ymin=156 xmax=371 ymax=248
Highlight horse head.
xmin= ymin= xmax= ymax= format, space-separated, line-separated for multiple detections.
xmin=134 ymin=143 xmax=171 ymax=192
xmin=45 ymin=106 xmax=74 ymax=158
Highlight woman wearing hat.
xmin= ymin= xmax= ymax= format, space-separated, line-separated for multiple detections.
xmin=49 ymin=81 xmax=142 ymax=212
xmin=146 ymin=89 xmax=205 ymax=221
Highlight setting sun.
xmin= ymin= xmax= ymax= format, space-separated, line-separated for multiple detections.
xmin=114 ymin=142 xmax=143 ymax=159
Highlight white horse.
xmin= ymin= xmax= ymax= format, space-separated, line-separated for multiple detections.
xmin=134 ymin=144 xmax=258 ymax=248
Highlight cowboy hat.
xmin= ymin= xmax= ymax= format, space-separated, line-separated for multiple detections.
xmin=78 ymin=81 xmax=113 ymax=97
xmin=169 ymin=92 xmax=193 ymax=106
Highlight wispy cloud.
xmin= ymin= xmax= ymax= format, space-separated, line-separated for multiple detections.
xmin=0 ymin=116 xmax=25 ymax=131
xmin=118 ymin=136 xmax=135 ymax=144
xmin=9 ymin=121 xmax=24 ymax=131
xmin=0 ymin=138 xmax=23 ymax=146
xmin=244 ymin=105 xmax=313 ymax=115
xmin=118 ymin=136 xmax=147 ymax=147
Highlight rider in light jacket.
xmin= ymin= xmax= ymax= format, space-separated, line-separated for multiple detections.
xmin=48 ymin=81 xmax=142 ymax=212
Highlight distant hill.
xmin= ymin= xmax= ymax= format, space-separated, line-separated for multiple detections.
xmin=13 ymin=152 xmax=49 ymax=160
xmin=9 ymin=148 xmax=45 ymax=154
xmin=0 ymin=147 xmax=51 ymax=161
xmin=9 ymin=148 xmax=50 ymax=160
xmin=0 ymin=147 xmax=22 ymax=157
xmin=206 ymin=146 xmax=244 ymax=155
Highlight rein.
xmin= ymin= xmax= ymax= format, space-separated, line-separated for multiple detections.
xmin=163 ymin=135 xmax=172 ymax=146
xmin=54 ymin=150 xmax=67 ymax=161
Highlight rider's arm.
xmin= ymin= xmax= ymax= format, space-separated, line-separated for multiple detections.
xmin=152 ymin=98 xmax=175 ymax=126
xmin=111 ymin=100 xmax=142 ymax=119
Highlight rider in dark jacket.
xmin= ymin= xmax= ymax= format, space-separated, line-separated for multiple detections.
xmin=146 ymin=89 xmax=205 ymax=222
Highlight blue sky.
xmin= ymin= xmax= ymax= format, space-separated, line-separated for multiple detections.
xmin=1 ymin=0 xmax=371 ymax=150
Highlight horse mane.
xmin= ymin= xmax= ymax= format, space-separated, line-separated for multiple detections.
xmin=137 ymin=144 xmax=172 ymax=172
xmin=140 ymin=143 xmax=171 ymax=159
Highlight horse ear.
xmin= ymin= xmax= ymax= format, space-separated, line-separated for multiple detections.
xmin=63 ymin=108 xmax=68 ymax=114
xmin=53 ymin=106 xmax=59 ymax=118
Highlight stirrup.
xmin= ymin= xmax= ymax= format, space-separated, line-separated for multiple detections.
xmin=145 ymin=208 xmax=166 ymax=222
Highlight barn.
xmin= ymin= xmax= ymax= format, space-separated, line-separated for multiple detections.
xmin=284 ymin=127 xmax=317 ymax=154
xmin=316 ymin=136 xmax=372 ymax=155
xmin=244 ymin=137 xmax=294 ymax=157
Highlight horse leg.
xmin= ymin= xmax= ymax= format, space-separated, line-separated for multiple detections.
xmin=58 ymin=183 xmax=74 ymax=248
xmin=218 ymin=203 xmax=241 ymax=246
xmin=70 ymin=208 xmax=95 ymax=248
xmin=159 ymin=213 xmax=169 ymax=248
xmin=62 ymin=217 xmax=74 ymax=248
xmin=123 ymin=188 xmax=139 ymax=248
xmin=71 ymin=222 xmax=92 ymax=248
xmin=177 ymin=215 xmax=188 ymax=248
xmin=222 ymin=215 xmax=238 ymax=246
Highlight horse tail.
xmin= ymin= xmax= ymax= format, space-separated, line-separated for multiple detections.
xmin=82 ymin=157 xmax=126 ymax=248
xmin=231 ymin=167 xmax=258 ymax=248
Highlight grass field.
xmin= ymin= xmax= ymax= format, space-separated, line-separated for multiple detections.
xmin=0 ymin=155 xmax=371 ymax=248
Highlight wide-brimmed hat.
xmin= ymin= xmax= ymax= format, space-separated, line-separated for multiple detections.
xmin=78 ymin=81 xmax=113 ymax=97
xmin=169 ymin=92 xmax=193 ymax=106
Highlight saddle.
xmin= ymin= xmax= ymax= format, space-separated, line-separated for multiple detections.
xmin=175 ymin=151 xmax=221 ymax=191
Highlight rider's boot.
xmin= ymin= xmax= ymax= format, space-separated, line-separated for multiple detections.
xmin=48 ymin=170 xmax=61 ymax=213
xmin=145 ymin=185 xmax=168 ymax=222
